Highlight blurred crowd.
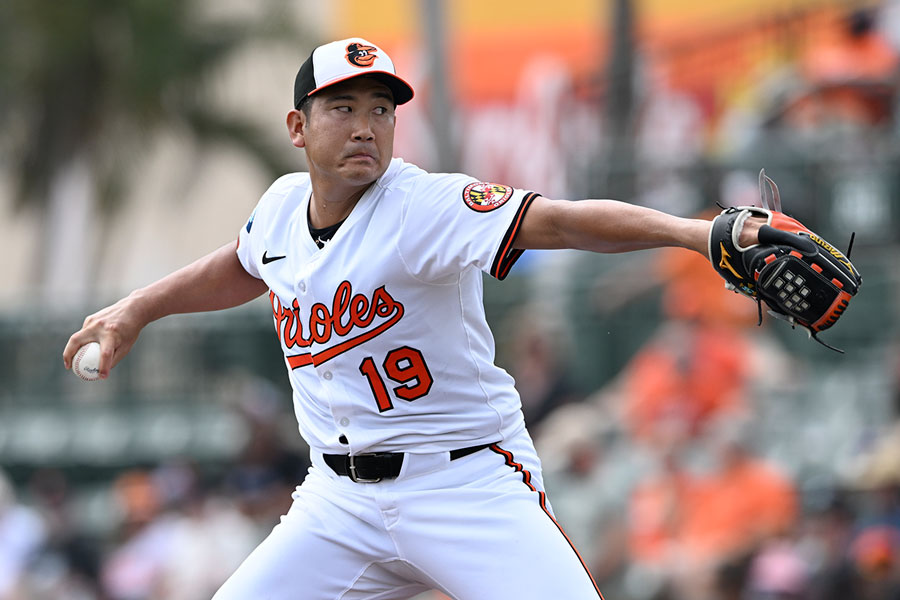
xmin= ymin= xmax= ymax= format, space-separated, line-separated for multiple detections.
xmin=531 ymin=265 xmax=900 ymax=600
xmin=506 ymin=226 xmax=900 ymax=599
xmin=0 ymin=391 xmax=311 ymax=600
xmin=3 ymin=4 xmax=900 ymax=600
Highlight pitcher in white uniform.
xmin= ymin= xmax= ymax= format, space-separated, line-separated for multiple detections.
xmin=64 ymin=37 xmax=764 ymax=599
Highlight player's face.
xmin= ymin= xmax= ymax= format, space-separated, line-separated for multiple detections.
xmin=289 ymin=77 xmax=396 ymax=189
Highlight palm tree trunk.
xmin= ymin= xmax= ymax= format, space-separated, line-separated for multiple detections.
xmin=41 ymin=157 xmax=98 ymax=306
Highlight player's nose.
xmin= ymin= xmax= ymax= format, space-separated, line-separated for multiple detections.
xmin=350 ymin=115 xmax=375 ymax=141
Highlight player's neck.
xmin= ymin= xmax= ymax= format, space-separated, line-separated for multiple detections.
xmin=308 ymin=180 xmax=372 ymax=228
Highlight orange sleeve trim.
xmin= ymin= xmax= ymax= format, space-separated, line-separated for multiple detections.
xmin=490 ymin=192 xmax=539 ymax=280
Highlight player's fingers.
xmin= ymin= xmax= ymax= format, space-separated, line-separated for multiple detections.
xmin=64 ymin=319 xmax=119 ymax=373
xmin=63 ymin=331 xmax=94 ymax=369
xmin=63 ymin=337 xmax=76 ymax=369
xmin=94 ymin=324 xmax=132 ymax=379
xmin=65 ymin=297 xmax=145 ymax=375
xmin=96 ymin=341 xmax=117 ymax=380
xmin=736 ymin=216 xmax=766 ymax=248
xmin=101 ymin=338 xmax=136 ymax=379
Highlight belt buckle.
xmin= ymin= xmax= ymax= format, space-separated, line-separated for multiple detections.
xmin=348 ymin=454 xmax=382 ymax=483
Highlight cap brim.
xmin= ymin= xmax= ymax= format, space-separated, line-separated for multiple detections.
xmin=308 ymin=71 xmax=414 ymax=105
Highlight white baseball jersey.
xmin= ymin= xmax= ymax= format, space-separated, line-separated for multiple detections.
xmin=236 ymin=158 xmax=538 ymax=456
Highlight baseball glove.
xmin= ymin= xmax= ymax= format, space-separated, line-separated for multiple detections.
xmin=709 ymin=169 xmax=862 ymax=352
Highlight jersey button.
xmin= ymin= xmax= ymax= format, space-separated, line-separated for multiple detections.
xmin=298 ymin=281 xmax=307 ymax=293
xmin=323 ymin=371 xmax=333 ymax=380
xmin=339 ymin=417 xmax=350 ymax=427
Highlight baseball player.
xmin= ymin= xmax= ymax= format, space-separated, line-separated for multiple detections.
xmin=63 ymin=38 xmax=857 ymax=599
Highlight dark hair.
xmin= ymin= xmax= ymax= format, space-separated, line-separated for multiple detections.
xmin=847 ymin=8 xmax=875 ymax=38
xmin=297 ymin=95 xmax=312 ymax=119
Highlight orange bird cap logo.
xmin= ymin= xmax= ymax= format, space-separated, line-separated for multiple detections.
xmin=346 ymin=43 xmax=378 ymax=68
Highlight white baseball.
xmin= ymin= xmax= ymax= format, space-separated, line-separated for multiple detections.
xmin=73 ymin=342 xmax=102 ymax=381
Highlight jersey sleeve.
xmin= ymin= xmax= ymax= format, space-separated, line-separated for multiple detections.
xmin=236 ymin=206 xmax=261 ymax=279
xmin=397 ymin=173 xmax=539 ymax=282
xmin=235 ymin=173 xmax=304 ymax=280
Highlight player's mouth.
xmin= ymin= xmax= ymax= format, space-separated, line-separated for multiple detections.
xmin=346 ymin=152 xmax=377 ymax=162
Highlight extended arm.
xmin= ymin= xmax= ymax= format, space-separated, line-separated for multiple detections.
xmin=515 ymin=190 xmax=860 ymax=351
xmin=63 ymin=240 xmax=267 ymax=378
xmin=514 ymin=196 xmax=726 ymax=255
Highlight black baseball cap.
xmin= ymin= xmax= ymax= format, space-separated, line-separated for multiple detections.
xmin=294 ymin=37 xmax=415 ymax=109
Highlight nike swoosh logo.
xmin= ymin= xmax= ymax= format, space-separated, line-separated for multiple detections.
xmin=262 ymin=251 xmax=286 ymax=265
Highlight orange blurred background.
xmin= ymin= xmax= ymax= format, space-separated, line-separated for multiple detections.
xmin=325 ymin=0 xmax=860 ymax=111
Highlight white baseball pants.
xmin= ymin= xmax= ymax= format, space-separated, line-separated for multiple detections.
xmin=213 ymin=430 xmax=604 ymax=599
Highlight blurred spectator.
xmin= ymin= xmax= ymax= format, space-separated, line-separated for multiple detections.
xmin=0 ymin=468 xmax=47 ymax=600
xmin=608 ymin=241 xmax=763 ymax=448
xmin=625 ymin=441 xmax=697 ymax=600
xmin=154 ymin=485 xmax=261 ymax=600
xmin=803 ymin=495 xmax=857 ymax=600
xmin=681 ymin=419 xmax=798 ymax=567
xmin=101 ymin=470 xmax=171 ymax=599
xmin=101 ymin=467 xmax=259 ymax=600
xmin=851 ymin=362 xmax=900 ymax=511
xmin=499 ymin=304 xmax=583 ymax=432
xmin=745 ymin=536 xmax=812 ymax=599
xmin=223 ymin=386 xmax=310 ymax=530
xmin=627 ymin=442 xmax=695 ymax=567
xmin=619 ymin=318 xmax=753 ymax=447
xmin=625 ymin=419 xmax=798 ymax=600
xmin=845 ymin=403 xmax=900 ymax=599
xmin=847 ymin=525 xmax=900 ymax=599
xmin=789 ymin=8 xmax=899 ymax=130
xmin=25 ymin=468 xmax=101 ymax=599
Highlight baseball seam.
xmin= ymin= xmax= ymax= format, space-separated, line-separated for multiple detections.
xmin=74 ymin=346 xmax=99 ymax=381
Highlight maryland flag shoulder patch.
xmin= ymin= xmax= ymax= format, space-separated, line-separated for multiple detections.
xmin=462 ymin=182 xmax=513 ymax=213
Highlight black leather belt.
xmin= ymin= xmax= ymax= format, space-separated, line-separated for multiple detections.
xmin=323 ymin=443 xmax=493 ymax=483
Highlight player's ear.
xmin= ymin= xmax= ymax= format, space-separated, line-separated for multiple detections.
xmin=286 ymin=109 xmax=307 ymax=149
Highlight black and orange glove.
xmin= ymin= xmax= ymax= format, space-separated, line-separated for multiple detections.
xmin=709 ymin=170 xmax=862 ymax=351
